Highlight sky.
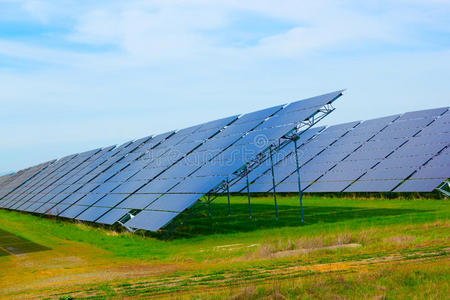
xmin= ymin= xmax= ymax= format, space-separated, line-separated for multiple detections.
xmin=0 ymin=0 xmax=449 ymax=172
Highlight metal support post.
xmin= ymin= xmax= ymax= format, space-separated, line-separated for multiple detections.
xmin=227 ymin=179 xmax=231 ymax=216
xmin=294 ymin=139 xmax=304 ymax=223
xmin=208 ymin=194 xmax=211 ymax=217
xmin=269 ymin=146 xmax=278 ymax=221
xmin=246 ymin=165 xmax=252 ymax=219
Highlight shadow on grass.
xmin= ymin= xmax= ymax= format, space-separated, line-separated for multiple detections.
xmin=163 ymin=203 xmax=428 ymax=239
xmin=0 ymin=228 xmax=50 ymax=256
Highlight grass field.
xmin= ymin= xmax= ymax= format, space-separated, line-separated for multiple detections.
xmin=0 ymin=194 xmax=448 ymax=299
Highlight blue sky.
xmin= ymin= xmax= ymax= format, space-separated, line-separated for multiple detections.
xmin=1 ymin=0 xmax=449 ymax=172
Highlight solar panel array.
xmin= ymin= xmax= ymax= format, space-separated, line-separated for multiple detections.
xmin=244 ymin=107 xmax=449 ymax=194
xmin=0 ymin=160 xmax=55 ymax=200
xmin=125 ymin=90 xmax=342 ymax=231
xmin=0 ymin=90 xmax=343 ymax=232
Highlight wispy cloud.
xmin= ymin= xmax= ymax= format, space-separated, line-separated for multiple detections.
xmin=0 ymin=0 xmax=449 ymax=171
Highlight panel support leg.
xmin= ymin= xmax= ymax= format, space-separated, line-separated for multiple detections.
xmin=294 ymin=139 xmax=304 ymax=223
xmin=270 ymin=146 xmax=278 ymax=221
xmin=208 ymin=194 xmax=211 ymax=217
xmin=227 ymin=179 xmax=231 ymax=217
xmin=246 ymin=166 xmax=252 ymax=219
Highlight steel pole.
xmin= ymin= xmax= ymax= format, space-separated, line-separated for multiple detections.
xmin=208 ymin=194 xmax=211 ymax=217
xmin=270 ymin=146 xmax=278 ymax=221
xmin=294 ymin=139 xmax=304 ymax=223
xmin=227 ymin=179 xmax=231 ymax=217
xmin=246 ymin=166 xmax=252 ymax=219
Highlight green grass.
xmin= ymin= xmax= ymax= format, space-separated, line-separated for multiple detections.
xmin=0 ymin=194 xmax=448 ymax=261
xmin=0 ymin=194 xmax=448 ymax=298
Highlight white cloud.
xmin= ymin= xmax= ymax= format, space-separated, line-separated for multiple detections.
xmin=0 ymin=0 xmax=449 ymax=171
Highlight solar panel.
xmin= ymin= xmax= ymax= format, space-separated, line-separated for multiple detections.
xmin=393 ymin=147 xmax=450 ymax=192
xmin=398 ymin=107 xmax=448 ymax=120
xmin=170 ymin=176 xmax=227 ymax=194
xmin=60 ymin=193 xmax=85 ymax=205
xmin=117 ymin=194 xmax=159 ymax=209
xmin=125 ymin=211 xmax=179 ymax=231
xmin=137 ymin=178 xmax=181 ymax=194
xmin=58 ymin=205 xmax=88 ymax=219
xmin=1 ymin=91 xmax=343 ymax=232
xmin=246 ymin=122 xmax=359 ymax=193
xmin=305 ymin=180 xmax=352 ymax=193
xmin=111 ymin=181 xmax=146 ymax=194
xmin=96 ymin=208 xmax=130 ymax=225
xmin=45 ymin=203 xmax=71 ymax=216
xmin=76 ymin=206 xmax=111 ymax=222
xmin=93 ymin=193 xmax=128 ymax=207
xmin=345 ymin=179 xmax=404 ymax=192
xmin=146 ymin=193 xmax=201 ymax=212
xmin=10 ymin=148 xmax=105 ymax=211
xmin=276 ymin=108 xmax=450 ymax=193
xmin=0 ymin=159 xmax=55 ymax=203
xmin=394 ymin=178 xmax=446 ymax=192
xmin=76 ymin=193 xmax=106 ymax=206
xmin=119 ymin=91 xmax=342 ymax=231
xmin=344 ymin=111 xmax=449 ymax=192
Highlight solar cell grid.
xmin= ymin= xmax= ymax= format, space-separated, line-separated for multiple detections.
xmin=146 ymin=193 xmax=201 ymax=212
xmin=120 ymin=94 xmax=338 ymax=230
xmin=398 ymin=107 xmax=448 ymax=120
xmin=76 ymin=193 xmax=106 ymax=206
xmin=245 ymin=122 xmax=358 ymax=193
xmin=96 ymin=208 xmax=130 ymax=225
xmin=394 ymin=178 xmax=447 ymax=192
xmin=76 ymin=206 xmax=110 ymax=222
xmin=112 ymin=181 xmax=146 ymax=194
xmin=117 ymin=193 xmax=159 ymax=209
xmin=58 ymin=205 xmax=88 ymax=218
xmin=93 ymin=193 xmax=128 ymax=207
xmin=126 ymin=210 xmax=179 ymax=232
xmin=136 ymin=178 xmax=181 ymax=194
xmin=342 ymin=110 xmax=448 ymax=192
xmin=345 ymin=179 xmax=403 ymax=192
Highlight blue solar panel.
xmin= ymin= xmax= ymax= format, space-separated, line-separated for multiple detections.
xmin=234 ymin=105 xmax=284 ymax=124
xmin=76 ymin=183 xmax=100 ymax=194
xmin=345 ymin=180 xmax=402 ymax=192
xmin=1 ymin=90 xmax=344 ymax=232
xmin=117 ymin=194 xmax=158 ymax=209
xmin=358 ymin=165 xmax=418 ymax=181
xmin=23 ymin=201 xmax=44 ymax=212
xmin=92 ymin=182 xmax=120 ymax=194
xmin=34 ymin=202 xmax=57 ymax=214
xmin=76 ymin=193 xmax=106 ymax=206
xmin=127 ymin=167 xmax=163 ymax=181
xmin=305 ymin=181 xmax=350 ymax=193
xmin=93 ymin=193 xmax=128 ymax=207
xmin=58 ymin=205 xmax=88 ymax=218
xmin=9 ymin=149 xmax=104 ymax=211
xmin=76 ymin=206 xmax=110 ymax=222
xmin=170 ymin=176 xmax=226 ymax=193
xmin=407 ymin=149 xmax=450 ymax=179
xmin=398 ymin=107 xmax=448 ymax=120
xmin=394 ymin=179 xmax=446 ymax=192
xmin=96 ymin=208 xmax=130 ymax=225
xmin=276 ymin=178 xmax=310 ymax=193
xmin=46 ymin=203 xmax=71 ymax=216
xmin=125 ymin=210 xmax=179 ymax=231
xmin=137 ymin=178 xmax=181 ymax=194
xmin=146 ymin=193 xmax=201 ymax=212
xmin=61 ymin=193 xmax=85 ymax=205
xmin=112 ymin=181 xmax=146 ymax=194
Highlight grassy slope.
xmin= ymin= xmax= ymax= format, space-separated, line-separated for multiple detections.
xmin=0 ymin=194 xmax=448 ymax=299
